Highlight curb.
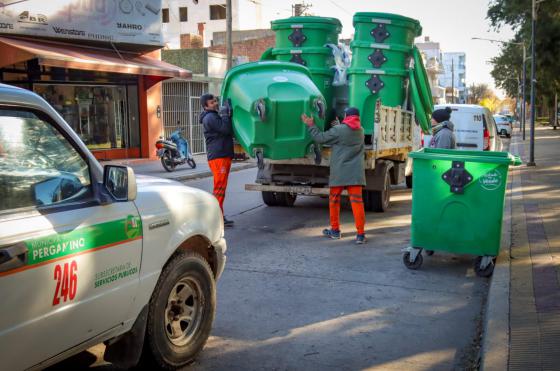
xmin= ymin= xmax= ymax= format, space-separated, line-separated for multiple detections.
xmin=480 ymin=135 xmax=519 ymax=370
xmin=166 ymin=163 xmax=256 ymax=182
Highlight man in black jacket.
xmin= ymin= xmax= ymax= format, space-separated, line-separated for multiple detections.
xmin=200 ymin=93 xmax=234 ymax=227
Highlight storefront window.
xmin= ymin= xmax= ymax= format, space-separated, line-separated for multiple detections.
xmin=34 ymin=84 xmax=139 ymax=150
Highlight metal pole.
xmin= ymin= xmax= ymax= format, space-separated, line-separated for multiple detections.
xmin=555 ymin=92 xmax=558 ymax=129
xmin=226 ymin=0 xmax=233 ymax=70
xmin=528 ymin=0 xmax=536 ymax=166
xmin=522 ymin=45 xmax=527 ymax=139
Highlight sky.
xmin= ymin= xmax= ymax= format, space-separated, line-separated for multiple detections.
xmin=257 ymin=0 xmax=517 ymax=98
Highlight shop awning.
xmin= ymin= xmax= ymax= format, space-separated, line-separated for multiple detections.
xmin=0 ymin=36 xmax=191 ymax=79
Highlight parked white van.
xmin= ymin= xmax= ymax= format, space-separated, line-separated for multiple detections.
xmin=423 ymin=104 xmax=501 ymax=151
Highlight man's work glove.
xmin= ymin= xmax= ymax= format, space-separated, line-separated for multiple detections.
xmin=301 ymin=113 xmax=315 ymax=127
xmin=219 ymin=98 xmax=233 ymax=117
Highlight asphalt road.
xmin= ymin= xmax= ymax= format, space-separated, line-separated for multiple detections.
xmin=51 ymin=166 xmax=489 ymax=370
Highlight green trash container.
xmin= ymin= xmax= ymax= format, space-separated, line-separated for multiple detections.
xmin=347 ymin=67 xmax=408 ymax=134
xmin=405 ymin=148 xmax=522 ymax=277
xmin=221 ymin=61 xmax=326 ymax=160
xmin=350 ymin=41 xmax=412 ymax=70
xmin=271 ymin=16 xmax=342 ymax=48
xmin=353 ymin=12 xmax=421 ymax=47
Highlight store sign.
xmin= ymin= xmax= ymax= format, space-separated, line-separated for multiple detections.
xmin=0 ymin=0 xmax=162 ymax=46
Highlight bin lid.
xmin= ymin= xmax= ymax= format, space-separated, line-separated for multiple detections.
xmin=272 ymin=16 xmax=342 ymax=29
xmin=409 ymin=148 xmax=523 ymax=165
xmin=221 ymin=61 xmax=314 ymax=99
xmin=409 ymin=68 xmax=431 ymax=134
xmin=412 ymin=46 xmax=434 ymax=114
xmin=353 ymin=12 xmax=422 ymax=35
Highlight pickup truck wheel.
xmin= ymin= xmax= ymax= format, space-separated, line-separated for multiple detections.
xmin=371 ymin=168 xmax=391 ymax=212
xmin=262 ymin=191 xmax=278 ymax=206
xmin=144 ymin=251 xmax=216 ymax=370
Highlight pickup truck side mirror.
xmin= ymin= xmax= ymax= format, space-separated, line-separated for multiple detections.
xmin=103 ymin=165 xmax=137 ymax=202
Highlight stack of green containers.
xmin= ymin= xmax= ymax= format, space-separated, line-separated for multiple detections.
xmin=270 ymin=16 xmax=342 ymax=121
xmin=348 ymin=13 xmax=422 ymax=135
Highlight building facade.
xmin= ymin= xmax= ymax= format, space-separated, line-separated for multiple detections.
xmin=0 ymin=0 xmax=189 ymax=160
xmin=161 ymin=0 xmax=264 ymax=48
xmin=440 ymin=52 xmax=467 ymax=103
xmin=415 ymin=37 xmax=446 ymax=104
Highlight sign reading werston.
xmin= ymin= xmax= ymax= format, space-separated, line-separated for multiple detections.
xmin=0 ymin=0 xmax=162 ymax=46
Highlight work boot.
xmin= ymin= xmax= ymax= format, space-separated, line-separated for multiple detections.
xmin=224 ymin=217 xmax=234 ymax=228
xmin=355 ymin=234 xmax=367 ymax=245
xmin=322 ymin=228 xmax=341 ymax=239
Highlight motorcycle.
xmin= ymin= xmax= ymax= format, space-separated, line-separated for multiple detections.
xmin=155 ymin=125 xmax=196 ymax=172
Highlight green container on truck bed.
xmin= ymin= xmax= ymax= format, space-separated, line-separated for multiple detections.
xmin=271 ymin=16 xmax=342 ymax=48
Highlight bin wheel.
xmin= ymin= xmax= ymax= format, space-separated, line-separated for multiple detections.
xmin=403 ymin=251 xmax=423 ymax=270
xmin=262 ymin=191 xmax=278 ymax=206
xmin=426 ymin=250 xmax=434 ymax=256
xmin=474 ymin=256 xmax=495 ymax=278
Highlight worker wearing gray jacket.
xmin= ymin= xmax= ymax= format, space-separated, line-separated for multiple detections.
xmin=429 ymin=107 xmax=457 ymax=149
xmin=301 ymin=107 xmax=367 ymax=244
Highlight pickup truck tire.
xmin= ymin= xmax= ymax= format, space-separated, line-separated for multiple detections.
xmin=144 ymin=251 xmax=216 ymax=370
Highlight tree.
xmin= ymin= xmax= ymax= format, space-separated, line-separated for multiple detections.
xmin=487 ymin=0 xmax=560 ymax=119
xmin=479 ymin=90 xmax=502 ymax=113
xmin=469 ymin=83 xmax=493 ymax=104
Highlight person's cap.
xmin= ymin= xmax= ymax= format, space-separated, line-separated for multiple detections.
xmin=200 ymin=93 xmax=215 ymax=108
xmin=344 ymin=107 xmax=360 ymax=116
xmin=432 ymin=107 xmax=452 ymax=123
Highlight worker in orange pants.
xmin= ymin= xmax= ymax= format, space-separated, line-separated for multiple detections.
xmin=200 ymin=93 xmax=234 ymax=227
xmin=302 ymin=107 xmax=367 ymax=244
xmin=329 ymin=186 xmax=366 ymax=237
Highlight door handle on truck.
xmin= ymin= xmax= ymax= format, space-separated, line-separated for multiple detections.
xmin=0 ymin=242 xmax=28 ymax=273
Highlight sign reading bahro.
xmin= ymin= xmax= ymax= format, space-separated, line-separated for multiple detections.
xmin=0 ymin=0 xmax=162 ymax=46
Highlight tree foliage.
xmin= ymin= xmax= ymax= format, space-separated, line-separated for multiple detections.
xmin=469 ymin=83 xmax=494 ymax=103
xmin=487 ymin=0 xmax=560 ymax=110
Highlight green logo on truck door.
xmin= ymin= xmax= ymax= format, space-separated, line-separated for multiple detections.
xmin=26 ymin=215 xmax=143 ymax=266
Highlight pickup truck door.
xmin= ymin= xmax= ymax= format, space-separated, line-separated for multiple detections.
xmin=0 ymin=109 xmax=142 ymax=370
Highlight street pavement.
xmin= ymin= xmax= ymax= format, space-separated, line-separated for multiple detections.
xmin=51 ymin=164 xmax=490 ymax=370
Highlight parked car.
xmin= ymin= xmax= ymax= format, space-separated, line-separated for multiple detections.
xmin=423 ymin=104 xmax=501 ymax=151
xmin=0 ymin=84 xmax=226 ymax=370
xmin=494 ymin=114 xmax=512 ymax=138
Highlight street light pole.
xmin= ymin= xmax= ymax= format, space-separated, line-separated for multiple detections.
xmin=226 ymin=0 xmax=233 ymax=70
xmin=522 ymin=45 xmax=527 ymax=140
xmin=527 ymin=0 xmax=537 ymax=166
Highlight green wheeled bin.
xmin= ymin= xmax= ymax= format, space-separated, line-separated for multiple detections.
xmin=404 ymin=148 xmax=522 ymax=277
xmin=347 ymin=67 xmax=409 ymax=134
xmin=221 ymin=61 xmax=327 ymax=160
xmin=353 ymin=12 xmax=421 ymax=46
xmin=271 ymin=16 xmax=342 ymax=48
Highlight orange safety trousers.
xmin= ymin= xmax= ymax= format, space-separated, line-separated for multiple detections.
xmin=208 ymin=157 xmax=232 ymax=214
xmin=329 ymin=186 xmax=366 ymax=235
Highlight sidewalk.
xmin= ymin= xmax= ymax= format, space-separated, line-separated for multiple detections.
xmin=101 ymin=153 xmax=256 ymax=182
xmin=482 ymin=126 xmax=560 ymax=370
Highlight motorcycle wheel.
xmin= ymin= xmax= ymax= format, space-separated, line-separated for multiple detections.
xmin=161 ymin=151 xmax=176 ymax=172
xmin=187 ymin=158 xmax=196 ymax=169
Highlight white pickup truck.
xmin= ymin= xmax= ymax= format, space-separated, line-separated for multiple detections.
xmin=0 ymin=84 xmax=226 ymax=370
